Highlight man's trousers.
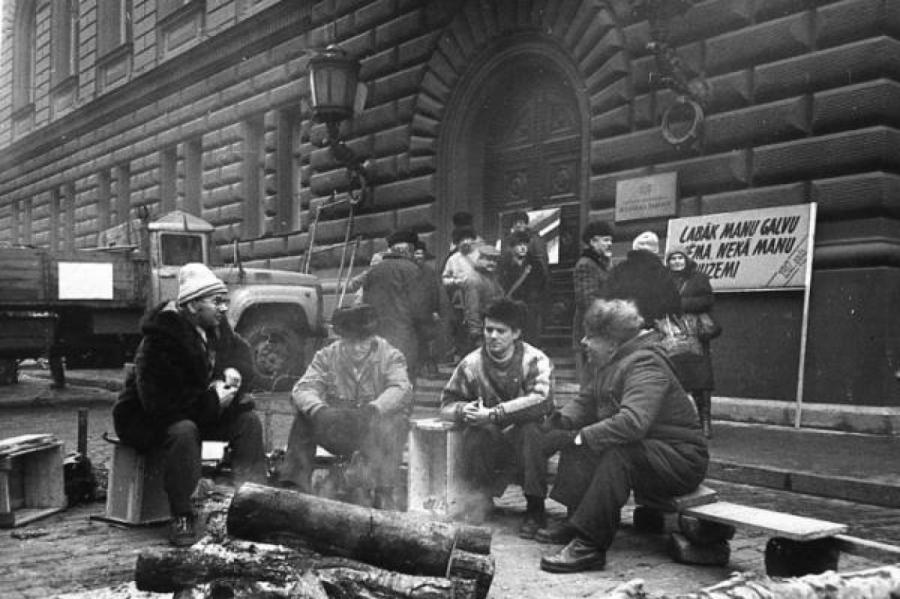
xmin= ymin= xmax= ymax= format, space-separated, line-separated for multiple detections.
xmin=164 ymin=411 xmax=267 ymax=515
xmin=280 ymin=410 xmax=407 ymax=493
xmin=550 ymin=439 xmax=708 ymax=549
xmin=459 ymin=421 xmax=547 ymax=499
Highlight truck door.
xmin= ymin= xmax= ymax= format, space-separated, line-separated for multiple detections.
xmin=150 ymin=232 xmax=208 ymax=304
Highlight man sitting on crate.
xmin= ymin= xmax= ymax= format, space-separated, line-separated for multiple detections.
xmin=279 ymin=304 xmax=412 ymax=509
xmin=112 ymin=263 xmax=267 ymax=547
xmin=439 ymin=298 xmax=554 ymax=537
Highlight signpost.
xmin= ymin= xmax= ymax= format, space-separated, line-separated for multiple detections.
xmin=666 ymin=204 xmax=818 ymax=427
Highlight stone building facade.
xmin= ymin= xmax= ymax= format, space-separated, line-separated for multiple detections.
xmin=0 ymin=0 xmax=898 ymax=409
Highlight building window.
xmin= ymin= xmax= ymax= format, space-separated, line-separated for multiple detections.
xmin=96 ymin=170 xmax=112 ymax=233
xmin=184 ymin=138 xmax=203 ymax=216
xmin=113 ymin=163 xmax=131 ymax=225
xmin=12 ymin=0 xmax=37 ymax=111
xmin=51 ymin=0 xmax=79 ymax=86
xmin=160 ymin=146 xmax=178 ymax=213
xmin=275 ymin=109 xmax=301 ymax=233
xmin=98 ymin=0 xmax=132 ymax=57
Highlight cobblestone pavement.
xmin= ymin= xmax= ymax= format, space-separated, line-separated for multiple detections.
xmin=2 ymin=399 xmax=900 ymax=597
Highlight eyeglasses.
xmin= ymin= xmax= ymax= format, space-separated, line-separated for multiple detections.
xmin=201 ymin=295 xmax=229 ymax=307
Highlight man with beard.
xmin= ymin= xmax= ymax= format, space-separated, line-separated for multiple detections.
xmin=113 ymin=263 xmax=267 ymax=546
xmin=439 ymin=298 xmax=554 ymax=538
xmin=279 ymin=304 xmax=412 ymax=509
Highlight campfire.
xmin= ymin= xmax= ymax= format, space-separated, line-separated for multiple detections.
xmin=133 ymin=482 xmax=494 ymax=599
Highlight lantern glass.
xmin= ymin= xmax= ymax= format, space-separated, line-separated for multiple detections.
xmin=309 ymin=45 xmax=359 ymax=124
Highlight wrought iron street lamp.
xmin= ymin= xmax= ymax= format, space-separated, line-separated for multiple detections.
xmin=307 ymin=45 xmax=370 ymax=204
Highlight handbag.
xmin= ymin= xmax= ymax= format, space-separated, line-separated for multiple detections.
xmin=656 ymin=315 xmax=703 ymax=357
xmin=696 ymin=312 xmax=723 ymax=341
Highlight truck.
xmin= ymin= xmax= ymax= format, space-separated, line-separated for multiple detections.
xmin=0 ymin=209 xmax=326 ymax=390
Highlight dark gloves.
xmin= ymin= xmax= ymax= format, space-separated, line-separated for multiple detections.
xmin=543 ymin=411 xmax=575 ymax=431
xmin=541 ymin=429 xmax=578 ymax=455
xmin=314 ymin=407 xmax=364 ymax=457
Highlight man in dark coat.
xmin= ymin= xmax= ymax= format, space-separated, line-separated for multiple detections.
xmin=572 ymin=220 xmax=614 ymax=380
xmin=363 ymin=229 xmax=429 ymax=379
xmin=604 ymin=231 xmax=681 ymax=326
xmin=498 ymin=230 xmax=547 ymax=344
xmin=461 ymin=244 xmax=505 ymax=352
xmin=538 ymin=299 xmax=708 ymax=573
xmin=113 ymin=263 xmax=267 ymax=546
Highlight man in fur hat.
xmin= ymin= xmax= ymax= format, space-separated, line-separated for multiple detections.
xmin=113 ymin=263 xmax=267 ymax=546
xmin=604 ymin=231 xmax=681 ymax=326
xmin=363 ymin=229 xmax=430 ymax=379
xmin=279 ymin=304 xmax=412 ymax=508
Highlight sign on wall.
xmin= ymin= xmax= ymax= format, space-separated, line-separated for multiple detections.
xmin=615 ymin=172 xmax=678 ymax=222
xmin=665 ymin=204 xmax=816 ymax=291
xmin=58 ymin=262 xmax=114 ymax=300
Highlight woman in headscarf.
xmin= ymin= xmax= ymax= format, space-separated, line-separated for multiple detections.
xmin=666 ymin=247 xmax=716 ymax=438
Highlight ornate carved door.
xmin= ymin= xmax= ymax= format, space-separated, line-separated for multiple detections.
xmin=484 ymin=70 xmax=582 ymax=348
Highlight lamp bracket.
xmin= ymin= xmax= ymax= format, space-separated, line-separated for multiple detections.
xmin=323 ymin=121 xmax=371 ymax=206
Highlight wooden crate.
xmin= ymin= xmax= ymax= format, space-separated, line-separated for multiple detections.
xmin=407 ymin=418 xmax=466 ymax=519
xmin=100 ymin=443 xmax=170 ymax=526
xmin=0 ymin=434 xmax=66 ymax=528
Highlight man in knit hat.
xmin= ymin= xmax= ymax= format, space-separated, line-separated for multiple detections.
xmin=113 ymin=263 xmax=266 ymax=547
xmin=603 ymin=231 xmax=681 ymax=326
xmin=280 ymin=304 xmax=412 ymax=508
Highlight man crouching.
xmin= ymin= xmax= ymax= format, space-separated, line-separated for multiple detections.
xmin=279 ymin=304 xmax=412 ymax=509
xmin=439 ymin=298 xmax=554 ymax=537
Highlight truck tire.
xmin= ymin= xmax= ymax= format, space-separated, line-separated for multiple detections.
xmin=239 ymin=317 xmax=307 ymax=392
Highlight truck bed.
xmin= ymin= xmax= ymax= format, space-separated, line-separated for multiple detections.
xmin=0 ymin=246 xmax=150 ymax=309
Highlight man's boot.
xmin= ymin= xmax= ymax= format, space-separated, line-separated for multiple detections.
xmin=695 ymin=391 xmax=712 ymax=439
xmin=518 ymin=495 xmax=546 ymax=539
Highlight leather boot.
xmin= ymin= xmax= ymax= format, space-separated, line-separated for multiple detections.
xmin=540 ymin=536 xmax=606 ymax=573
xmin=696 ymin=391 xmax=712 ymax=439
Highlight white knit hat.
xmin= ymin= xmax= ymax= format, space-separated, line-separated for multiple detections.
xmin=632 ymin=231 xmax=660 ymax=254
xmin=177 ymin=263 xmax=227 ymax=305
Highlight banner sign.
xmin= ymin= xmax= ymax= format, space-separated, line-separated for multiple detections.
xmin=665 ymin=204 xmax=815 ymax=291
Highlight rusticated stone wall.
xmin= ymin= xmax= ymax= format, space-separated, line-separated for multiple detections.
xmin=0 ymin=0 xmax=898 ymax=406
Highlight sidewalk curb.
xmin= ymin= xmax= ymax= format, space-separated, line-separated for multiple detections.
xmin=707 ymin=460 xmax=900 ymax=509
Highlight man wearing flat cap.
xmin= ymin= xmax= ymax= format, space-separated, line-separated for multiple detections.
xmin=280 ymin=304 xmax=412 ymax=508
xmin=113 ymin=263 xmax=267 ymax=547
xmin=363 ymin=228 xmax=430 ymax=379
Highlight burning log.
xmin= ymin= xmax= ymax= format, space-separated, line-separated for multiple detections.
xmin=226 ymin=483 xmax=493 ymax=579
xmin=136 ymin=538 xmax=478 ymax=599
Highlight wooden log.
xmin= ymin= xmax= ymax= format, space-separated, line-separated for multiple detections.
xmin=444 ymin=548 xmax=494 ymax=599
xmin=173 ymin=573 xmax=328 ymax=599
xmin=227 ymin=483 xmax=492 ymax=578
xmin=136 ymin=538 xmax=477 ymax=599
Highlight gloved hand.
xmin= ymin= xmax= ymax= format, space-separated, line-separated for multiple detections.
xmin=543 ymin=411 xmax=575 ymax=431
xmin=360 ymin=402 xmax=381 ymax=424
xmin=541 ymin=429 xmax=578 ymax=455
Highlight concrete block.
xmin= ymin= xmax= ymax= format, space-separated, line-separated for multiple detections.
xmin=817 ymin=0 xmax=894 ymax=50
xmin=707 ymin=12 xmax=812 ymax=76
xmin=764 ymin=537 xmax=840 ymax=577
xmin=590 ymin=78 xmax=630 ymax=116
xmin=591 ymin=128 xmax=676 ymax=172
xmin=573 ymin=10 xmax=615 ymax=63
xmin=704 ymin=96 xmax=809 ymax=151
xmin=586 ymin=53 xmax=630 ymax=95
xmin=658 ymin=150 xmax=751 ymax=197
xmin=754 ymin=38 xmax=900 ymax=104
xmin=678 ymin=515 xmax=736 ymax=544
xmin=812 ymin=172 xmax=900 ymax=218
xmin=375 ymin=9 xmax=423 ymax=50
xmin=667 ymin=532 xmax=730 ymax=566
xmin=591 ymin=105 xmax=631 ymax=138
xmin=753 ymin=127 xmax=900 ymax=186
xmin=701 ymin=182 xmax=807 ymax=215
xmin=812 ymin=79 xmax=900 ymax=133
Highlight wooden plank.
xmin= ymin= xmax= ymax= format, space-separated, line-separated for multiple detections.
xmin=635 ymin=484 xmax=719 ymax=512
xmin=834 ymin=534 xmax=900 ymax=562
xmin=684 ymin=501 xmax=847 ymax=541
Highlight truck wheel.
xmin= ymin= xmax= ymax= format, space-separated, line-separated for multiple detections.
xmin=239 ymin=319 xmax=307 ymax=392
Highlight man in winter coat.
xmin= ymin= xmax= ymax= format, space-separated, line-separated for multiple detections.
xmin=113 ymin=263 xmax=267 ymax=546
xmin=502 ymin=211 xmax=550 ymax=283
xmin=363 ymin=229 xmax=429 ymax=379
xmin=440 ymin=298 xmax=554 ymax=537
xmin=498 ymin=230 xmax=547 ymax=345
xmin=279 ymin=304 xmax=412 ymax=509
xmin=461 ymin=244 xmax=505 ymax=352
xmin=538 ymin=299 xmax=708 ymax=573
xmin=604 ymin=231 xmax=681 ymax=326
xmin=572 ymin=220 xmax=614 ymax=379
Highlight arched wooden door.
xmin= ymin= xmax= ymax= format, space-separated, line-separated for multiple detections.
xmin=483 ymin=66 xmax=583 ymax=349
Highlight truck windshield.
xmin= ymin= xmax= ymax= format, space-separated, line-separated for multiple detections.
xmin=160 ymin=233 xmax=204 ymax=266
